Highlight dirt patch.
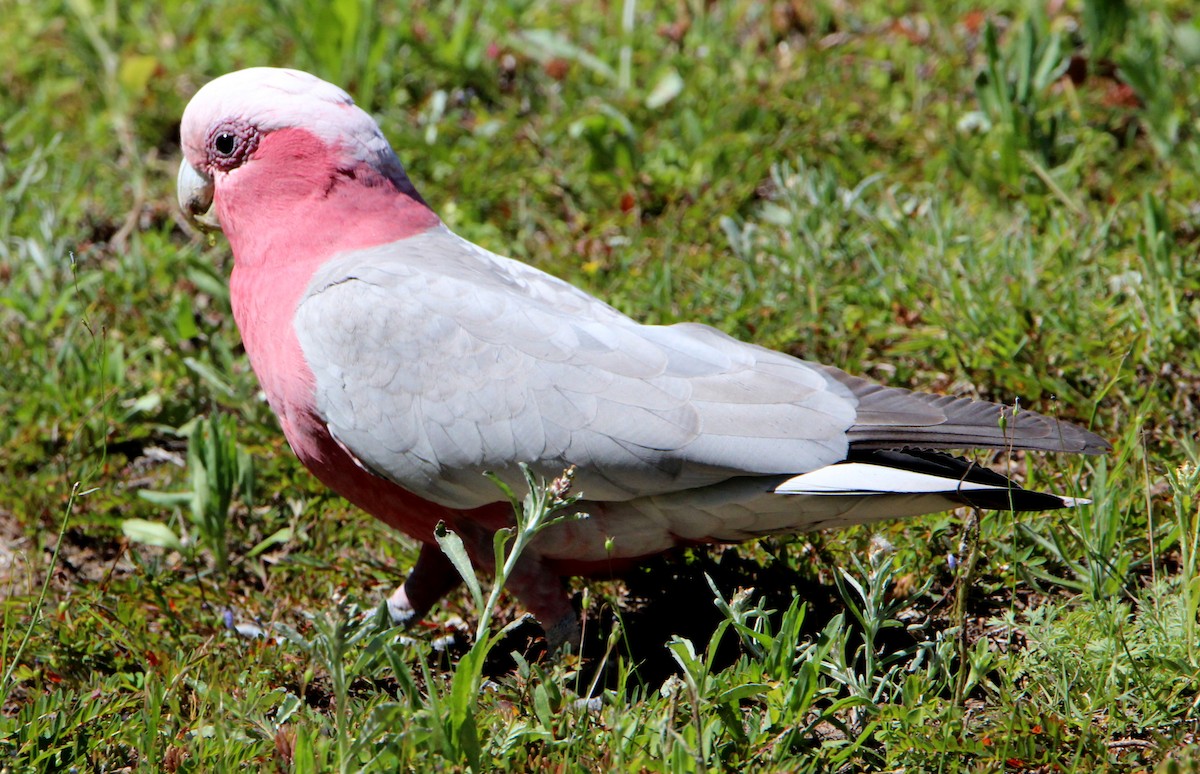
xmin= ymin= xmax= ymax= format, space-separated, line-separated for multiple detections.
xmin=0 ymin=516 xmax=137 ymax=604
xmin=0 ymin=509 xmax=35 ymax=599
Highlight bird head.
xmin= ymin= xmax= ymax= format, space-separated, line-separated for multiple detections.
xmin=176 ymin=67 xmax=432 ymax=248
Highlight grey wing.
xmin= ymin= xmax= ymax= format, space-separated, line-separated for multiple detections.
xmin=292 ymin=230 xmax=858 ymax=508
xmin=812 ymin=365 xmax=1110 ymax=455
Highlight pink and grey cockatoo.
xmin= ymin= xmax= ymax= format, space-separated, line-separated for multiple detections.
xmin=176 ymin=68 xmax=1108 ymax=645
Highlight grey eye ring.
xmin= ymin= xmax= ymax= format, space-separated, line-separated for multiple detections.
xmin=206 ymin=121 xmax=258 ymax=171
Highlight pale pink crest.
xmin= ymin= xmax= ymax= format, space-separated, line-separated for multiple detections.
xmin=181 ymin=67 xmax=381 ymax=175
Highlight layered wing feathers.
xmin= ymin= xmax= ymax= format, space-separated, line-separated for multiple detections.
xmin=817 ymin=367 xmax=1109 ymax=454
xmin=295 ymin=227 xmax=858 ymax=508
xmin=295 ymin=227 xmax=1106 ymax=512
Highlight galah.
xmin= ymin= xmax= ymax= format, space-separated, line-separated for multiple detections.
xmin=176 ymin=68 xmax=1108 ymax=645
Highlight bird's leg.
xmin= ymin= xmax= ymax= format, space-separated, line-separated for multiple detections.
xmin=439 ymin=516 xmax=580 ymax=650
xmin=504 ymin=552 xmax=580 ymax=653
xmin=387 ymin=542 xmax=463 ymax=625
xmin=389 ymin=534 xmax=578 ymax=652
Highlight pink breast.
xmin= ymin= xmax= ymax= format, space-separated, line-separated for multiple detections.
xmin=215 ymin=126 xmax=478 ymax=542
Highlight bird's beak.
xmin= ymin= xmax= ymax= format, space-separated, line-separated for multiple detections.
xmin=177 ymin=159 xmax=220 ymax=231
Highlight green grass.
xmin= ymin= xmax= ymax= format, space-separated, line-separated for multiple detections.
xmin=4 ymin=0 xmax=1200 ymax=769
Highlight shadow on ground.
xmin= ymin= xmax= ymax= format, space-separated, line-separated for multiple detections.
xmin=478 ymin=545 xmax=938 ymax=692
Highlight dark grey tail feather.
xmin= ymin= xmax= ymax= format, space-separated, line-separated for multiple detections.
xmin=816 ymin=365 xmax=1110 ymax=455
xmin=846 ymin=448 xmax=1077 ymax=511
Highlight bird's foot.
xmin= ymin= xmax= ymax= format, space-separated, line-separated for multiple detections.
xmin=386 ymin=585 xmax=420 ymax=626
xmin=540 ymin=612 xmax=582 ymax=655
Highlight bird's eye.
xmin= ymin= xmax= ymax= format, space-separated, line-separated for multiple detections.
xmin=214 ymin=133 xmax=237 ymax=156
xmin=206 ymin=121 xmax=259 ymax=171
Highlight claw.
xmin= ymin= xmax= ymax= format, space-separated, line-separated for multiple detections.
xmin=541 ymin=612 xmax=582 ymax=654
xmin=503 ymin=551 xmax=579 ymax=654
xmin=386 ymin=585 xmax=419 ymax=626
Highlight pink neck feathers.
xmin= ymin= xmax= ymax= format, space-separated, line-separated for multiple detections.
xmin=215 ymin=127 xmax=452 ymax=539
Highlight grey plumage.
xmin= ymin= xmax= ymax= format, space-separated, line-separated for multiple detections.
xmin=294 ymin=224 xmax=1107 ymax=560
xmin=821 ymin=367 xmax=1107 ymax=454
